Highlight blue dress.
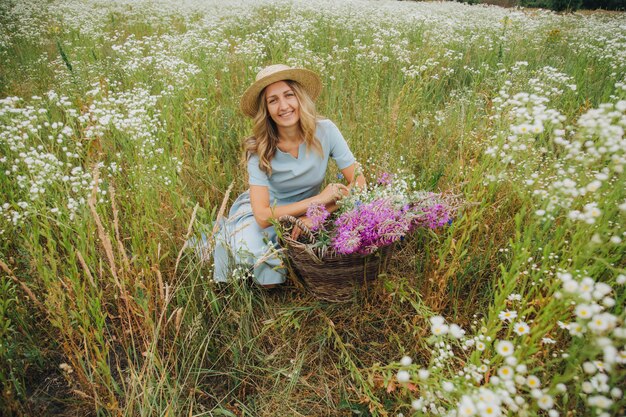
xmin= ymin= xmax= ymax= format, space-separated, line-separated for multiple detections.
xmin=211 ymin=119 xmax=356 ymax=285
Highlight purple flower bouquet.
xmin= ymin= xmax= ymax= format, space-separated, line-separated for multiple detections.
xmin=302 ymin=172 xmax=458 ymax=257
xmin=278 ymin=171 xmax=460 ymax=301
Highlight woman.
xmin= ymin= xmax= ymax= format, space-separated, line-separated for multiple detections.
xmin=212 ymin=64 xmax=365 ymax=286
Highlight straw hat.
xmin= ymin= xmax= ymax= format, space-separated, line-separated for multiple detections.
xmin=240 ymin=64 xmax=322 ymax=118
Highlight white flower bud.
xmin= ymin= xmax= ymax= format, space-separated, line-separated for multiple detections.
xmin=397 ymin=370 xmax=410 ymax=383
xmin=400 ymin=356 xmax=412 ymax=367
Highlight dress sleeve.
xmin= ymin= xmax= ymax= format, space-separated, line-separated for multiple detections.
xmin=326 ymin=120 xmax=356 ymax=170
xmin=247 ymin=154 xmax=270 ymax=187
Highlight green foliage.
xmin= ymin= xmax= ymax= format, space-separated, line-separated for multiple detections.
xmin=0 ymin=276 xmax=20 ymax=408
xmin=550 ymin=0 xmax=583 ymax=11
xmin=0 ymin=272 xmax=44 ymax=413
xmin=582 ymin=0 xmax=625 ymax=9
xmin=518 ymin=0 xmax=583 ymax=11
xmin=518 ymin=0 xmax=553 ymax=7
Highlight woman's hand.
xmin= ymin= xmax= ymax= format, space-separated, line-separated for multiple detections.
xmin=291 ymin=215 xmax=313 ymax=240
xmin=318 ymin=183 xmax=349 ymax=205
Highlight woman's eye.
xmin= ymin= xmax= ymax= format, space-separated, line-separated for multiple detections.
xmin=286 ymin=92 xmax=294 ymax=97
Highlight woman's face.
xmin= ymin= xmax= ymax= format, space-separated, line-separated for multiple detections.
xmin=264 ymin=81 xmax=300 ymax=129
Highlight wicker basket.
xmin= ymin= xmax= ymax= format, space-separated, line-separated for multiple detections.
xmin=278 ymin=215 xmax=393 ymax=302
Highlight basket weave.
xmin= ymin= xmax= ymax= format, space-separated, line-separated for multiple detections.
xmin=279 ymin=215 xmax=393 ymax=302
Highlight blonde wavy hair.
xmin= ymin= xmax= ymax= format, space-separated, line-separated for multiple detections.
xmin=244 ymin=80 xmax=322 ymax=176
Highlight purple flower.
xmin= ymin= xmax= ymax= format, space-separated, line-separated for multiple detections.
xmin=332 ymin=198 xmax=411 ymax=255
xmin=306 ymin=202 xmax=330 ymax=231
xmin=410 ymin=202 xmax=452 ymax=230
xmin=300 ymin=186 xmax=456 ymax=257
xmin=376 ymin=172 xmax=393 ymax=186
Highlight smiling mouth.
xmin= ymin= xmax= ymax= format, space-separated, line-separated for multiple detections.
xmin=279 ymin=110 xmax=294 ymax=118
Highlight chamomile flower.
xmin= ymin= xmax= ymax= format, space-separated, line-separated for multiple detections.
xmin=537 ymin=394 xmax=554 ymax=410
xmin=513 ymin=322 xmax=530 ymax=336
xmin=411 ymin=398 xmax=424 ymax=410
xmin=431 ymin=322 xmax=449 ymax=336
xmin=526 ymin=375 xmax=541 ymax=389
xmin=568 ymin=322 xmax=585 ymax=336
xmin=457 ymin=396 xmax=477 ymax=417
xmin=450 ymin=324 xmax=466 ymax=339
xmin=495 ymin=340 xmax=514 ymax=357
xmin=498 ymin=310 xmax=517 ymax=322
xmin=588 ymin=313 xmax=617 ymax=334
xmin=442 ymin=381 xmax=455 ymax=392
xmin=575 ymin=304 xmax=593 ymax=319
xmin=476 ymin=401 xmax=501 ymax=417
xmin=397 ymin=370 xmax=410 ymax=383
xmin=587 ymin=395 xmax=613 ymax=409
xmin=400 ymin=356 xmax=412 ymax=367
xmin=497 ymin=366 xmax=514 ymax=380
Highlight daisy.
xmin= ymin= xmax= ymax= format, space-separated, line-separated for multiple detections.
xmin=457 ymin=396 xmax=477 ymax=417
xmin=513 ymin=321 xmax=530 ymax=336
xmin=477 ymin=402 xmax=501 ymax=417
xmin=400 ymin=356 xmax=412 ymax=367
xmin=537 ymin=394 xmax=554 ymax=410
xmin=498 ymin=310 xmax=518 ymax=322
xmin=568 ymin=322 xmax=585 ymax=336
xmin=575 ymin=304 xmax=593 ymax=319
xmin=526 ymin=375 xmax=541 ymax=389
xmin=497 ymin=366 xmax=514 ymax=380
xmin=397 ymin=370 xmax=410 ymax=383
xmin=496 ymin=340 xmax=515 ymax=357
xmin=431 ymin=322 xmax=449 ymax=336
xmin=442 ymin=381 xmax=455 ymax=392
xmin=450 ymin=324 xmax=466 ymax=339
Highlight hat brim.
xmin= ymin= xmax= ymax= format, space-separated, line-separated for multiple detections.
xmin=240 ymin=68 xmax=322 ymax=118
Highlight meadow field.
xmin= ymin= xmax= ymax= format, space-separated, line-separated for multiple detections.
xmin=0 ymin=0 xmax=625 ymax=415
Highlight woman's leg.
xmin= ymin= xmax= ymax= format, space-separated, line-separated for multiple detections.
xmin=236 ymin=219 xmax=286 ymax=286
xmin=212 ymin=215 xmax=285 ymax=285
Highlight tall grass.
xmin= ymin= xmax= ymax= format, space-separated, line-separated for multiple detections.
xmin=0 ymin=0 xmax=624 ymax=415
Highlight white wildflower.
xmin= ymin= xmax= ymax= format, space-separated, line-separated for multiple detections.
xmin=526 ymin=375 xmax=541 ymax=389
xmin=537 ymin=394 xmax=554 ymax=410
xmin=397 ymin=370 xmax=410 ymax=383
xmin=513 ymin=322 xmax=530 ymax=336
xmin=497 ymin=366 xmax=514 ymax=380
xmin=495 ymin=340 xmax=514 ymax=357
xmin=400 ymin=356 xmax=412 ymax=367
xmin=498 ymin=310 xmax=517 ymax=322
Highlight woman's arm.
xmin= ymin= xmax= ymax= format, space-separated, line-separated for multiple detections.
xmin=341 ymin=162 xmax=366 ymax=190
xmin=324 ymin=162 xmax=366 ymax=213
xmin=249 ymin=183 xmax=348 ymax=229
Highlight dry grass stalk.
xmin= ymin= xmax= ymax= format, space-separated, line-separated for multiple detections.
xmin=109 ymin=182 xmax=131 ymax=271
xmin=166 ymin=307 xmax=182 ymax=328
xmin=153 ymin=264 xmax=166 ymax=305
xmin=174 ymin=181 xmax=234 ymax=272
xmin=88 ymin=166 xmax=121 ymax=289
xmin=89 ymin=166 xmax=142 ymax=349
xmin=0 ymin=258 xmax=44 ymax=310
xmin=174 ymin=307 xmax=183 ymax=332
xmin=174 ymin=202 xmax=199 ymax=274
xmin=76 ymin=249 xmax=97 ymax=288
xmin=205 ymin=181 xmax=234 ymax=260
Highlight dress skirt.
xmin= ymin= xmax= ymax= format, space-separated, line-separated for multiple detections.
xmin=208 ymin=190 xmax=286 ymax=285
